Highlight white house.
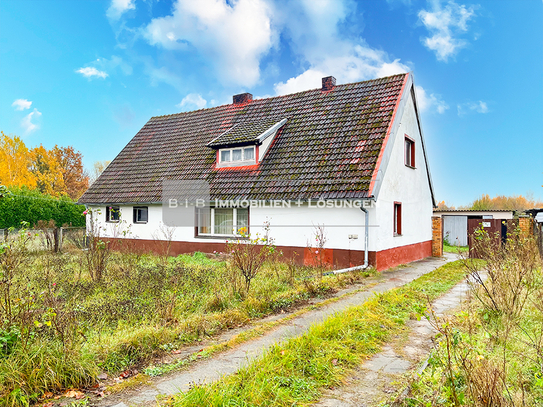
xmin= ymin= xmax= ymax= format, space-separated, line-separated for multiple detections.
xmin=79 ymin=73 xmax=436 ymax=271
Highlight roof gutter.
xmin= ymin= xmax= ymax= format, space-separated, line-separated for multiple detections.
xmin=332 ymin=206 xmax=369 ymax=274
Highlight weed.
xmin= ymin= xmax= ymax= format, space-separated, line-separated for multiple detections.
xmin=406 ymin=227 xmax=543 ymax=406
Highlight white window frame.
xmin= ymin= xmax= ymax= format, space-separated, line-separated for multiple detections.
xmin=218 ymin=146 xmax=256 ymax=165
xmin=196 ymin=207 xmax=249 ymax=237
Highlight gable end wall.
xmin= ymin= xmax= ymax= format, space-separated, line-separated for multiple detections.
xmin=371 ymin=87 xmax=433 ymax=255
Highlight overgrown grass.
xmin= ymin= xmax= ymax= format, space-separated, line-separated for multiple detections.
xmin=443 ymin=242 xmax=469 ymax=253
xmin=170 ymin=260 xmax=471 ymax=406
xmin=402 ymin=229 xmax=543 ymax=406
xmin=0 ymin=241 xmax=372 ymax=406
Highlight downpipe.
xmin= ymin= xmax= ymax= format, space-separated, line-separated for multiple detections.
xmin=332 ymin=206 xmax=370 ymax=274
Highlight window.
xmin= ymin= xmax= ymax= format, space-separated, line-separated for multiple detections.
xmin=394 ymin=202 xmax=402 ymax=236
xmin=244 ymin=147 xmax=255 ymax=161
xmin=232 ymin=149 xmax=242 ymax=161
xmin=196 ymin=207 xmax=249 ymax=237
xmin=106 ymin=206 xmax=120 ymax=222
xmin=133 ymin=206 xmax=148 ymax=223
xmin=219 ymin=146 xmax=255 ymax=163
xmin=220 ymin=150 xmax=231 ymax=162
xmin=405 ymin=136 xmax=415 ymax=168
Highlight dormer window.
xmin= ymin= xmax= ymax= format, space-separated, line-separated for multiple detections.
xmin=219 ymin=146 xmax=256 ymax=165
xmin=208 ymin=118 xmax=287 ymax=169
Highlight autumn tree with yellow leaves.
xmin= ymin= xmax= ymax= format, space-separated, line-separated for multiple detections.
xmin=0 ymin=131 xmax=89 ymax=200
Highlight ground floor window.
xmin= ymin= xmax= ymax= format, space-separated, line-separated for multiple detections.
xmin=133 ymin=206 xmax=148 ymax=223
xmin=106 ymin=206 xmax=120 ymax=222
xmin=196 ymin=207 xmax=249 ymax=237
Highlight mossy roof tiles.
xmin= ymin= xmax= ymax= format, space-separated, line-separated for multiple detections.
xmin=80 ymin=73 xmax=407 ymax=204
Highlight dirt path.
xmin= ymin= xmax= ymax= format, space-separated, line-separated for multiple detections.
xmin=98 ymin=254 xmax=458 ymax=407
xmin=312 ymin=271 xmax=473 ymax=407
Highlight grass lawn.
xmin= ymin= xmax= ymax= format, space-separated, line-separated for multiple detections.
xmin=443 ymin=242 xmax=469 ymax=253
xmin=0 ymin=231 xmax=374 ymax=407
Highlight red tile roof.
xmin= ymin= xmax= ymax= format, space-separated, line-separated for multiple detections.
xmin=80 ymin=73 xmax=408 ymax=204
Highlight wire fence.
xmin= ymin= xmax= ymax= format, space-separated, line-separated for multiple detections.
xmin=0 ymin=227 xmax=88 ymax=251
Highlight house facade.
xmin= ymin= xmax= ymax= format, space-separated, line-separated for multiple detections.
xmin=79 ymin=73 xmax=436 ymax=271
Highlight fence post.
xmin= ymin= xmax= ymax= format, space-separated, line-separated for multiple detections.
xmin=518 ymin=216 xmax=532 ymax=238
xmin=59 ymin=227 xmax=64 ymax=252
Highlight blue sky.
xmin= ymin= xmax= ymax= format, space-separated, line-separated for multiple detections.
xmin=1 ymin=0 xmax=541 ymax=206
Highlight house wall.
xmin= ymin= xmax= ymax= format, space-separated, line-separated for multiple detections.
xmin=370 ymin=90 xmax=433 ymax=263
xmin=87 ymin=203 xmax=373 ymax=252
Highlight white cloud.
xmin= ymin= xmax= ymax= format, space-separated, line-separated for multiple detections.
xmin=21 ymin=108 xmax=42 ymax=134
xmin=177 ymin=93 xmax=207 ymax=110
xmin=418 ymin=1 xmax=476 ymax=61
xmin=107 ymin=0 xmax=135 ymax=20
xmin=76 ymin=67 xmax=109 ymax=79
xmin=143 ymin=0 xmax=275 ymax=87
xmin=458 ymin=100 xmax=489 ymax=115
xmin=274 ymin=2 xmax=410 ymax=95
xmin=415 ymin=85 xmax=449 ymax=114
xmin=96 ymin=55 xmax=133 ymax=75
xmin=12 ymin=99 xmax=32 ymax=111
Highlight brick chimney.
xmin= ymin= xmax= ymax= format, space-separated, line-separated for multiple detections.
xmin=233 ymin=92 xmax=253 ymax=105
xmin=322 ymin=76 xmax=336 ymax=91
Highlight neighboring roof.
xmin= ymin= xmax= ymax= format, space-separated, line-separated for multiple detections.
xmin=80 ymin=73 xmax=409 ymax=204
xmin=524 ymin=208 xmax=543 ymax=222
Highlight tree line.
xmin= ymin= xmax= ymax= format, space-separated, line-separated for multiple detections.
xmin=437 ymin=193 xmax=543 ymax=212
xmin=0 ymin=131 xmax=88 ymax=200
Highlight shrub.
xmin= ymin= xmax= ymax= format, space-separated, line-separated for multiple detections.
xmin=226 ymin=223 xmax=277 ymax=295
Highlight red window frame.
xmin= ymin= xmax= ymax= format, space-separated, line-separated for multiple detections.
xmin=394 ymin=202 xmax=402 ymax=236
xmin=404 ymin=135 xmax=415 ymax=168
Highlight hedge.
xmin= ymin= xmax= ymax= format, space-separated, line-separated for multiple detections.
xmin=0 ymin=187 xmax=85 ymax=229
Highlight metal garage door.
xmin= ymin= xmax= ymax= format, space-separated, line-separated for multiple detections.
xmin=443 ymin=215 xmax=468 ymax=246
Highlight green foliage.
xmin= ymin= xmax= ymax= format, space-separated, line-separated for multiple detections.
xmin=0 ymin=186 xmax=85 ymax=229
xmin=0 ymin=340 xmax=97 ymax=406
xmin=443 ymin=242 xmax=469 ymax=253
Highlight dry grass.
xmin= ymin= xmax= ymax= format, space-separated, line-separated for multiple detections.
xmin=405 ymin=227 xmax=543 ymax=406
